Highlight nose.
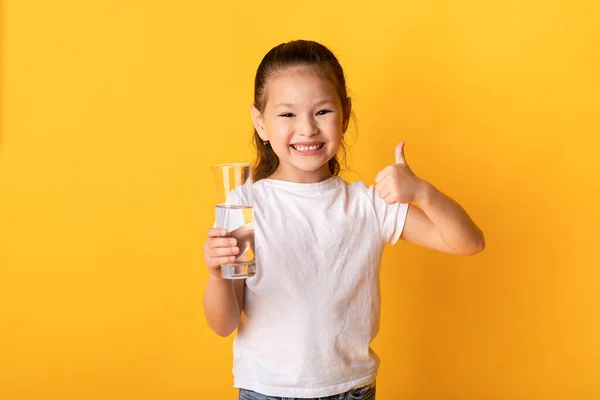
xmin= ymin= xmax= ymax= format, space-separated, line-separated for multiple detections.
xmin=297 ymin=115 xmax=319 ymax=137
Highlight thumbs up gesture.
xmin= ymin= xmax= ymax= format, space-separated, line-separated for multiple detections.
xmin=375 ymin=142 xmax=425 ymax=205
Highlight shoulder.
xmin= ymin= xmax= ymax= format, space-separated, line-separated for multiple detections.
xmin=346 ymin=179 xmax=369 ymax=191
xmin=324 ymin=177 xmax=372 ymax=198
xmin=336 ymin=179 xmax=384 ymax=210
xmin=345 ymin=179 xmax=375 ymax=199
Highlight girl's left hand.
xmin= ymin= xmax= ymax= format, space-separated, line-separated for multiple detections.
xmin=375 ymin=141 xmax=426 ymax=205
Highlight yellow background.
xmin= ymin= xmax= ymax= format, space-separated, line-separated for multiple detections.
xmin=1 ymin=0 xmax=599 ymax=399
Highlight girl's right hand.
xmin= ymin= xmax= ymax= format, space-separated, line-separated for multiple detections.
xmin=204 ymin=228 xmax=239 ymax=279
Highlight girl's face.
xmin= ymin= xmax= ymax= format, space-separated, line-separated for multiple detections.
xmin=251 ymin=66 xmax=350 ymax=183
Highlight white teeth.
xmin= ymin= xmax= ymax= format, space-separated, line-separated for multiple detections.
xmin=293 ymin=144 xmax=322 ymax=152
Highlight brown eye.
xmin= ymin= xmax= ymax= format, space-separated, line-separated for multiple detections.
xmin=316 ymin=110 xmax=332 ymax=116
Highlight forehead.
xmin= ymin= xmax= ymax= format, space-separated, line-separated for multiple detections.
xmin=266 ymin=66 xmax=339 ymax=105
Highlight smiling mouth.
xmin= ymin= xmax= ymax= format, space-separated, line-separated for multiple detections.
xmin=290 ymin=143 xmax=325 ymax=152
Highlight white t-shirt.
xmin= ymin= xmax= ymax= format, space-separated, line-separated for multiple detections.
xmin=229 ymin=176 xmax=409 ymax=398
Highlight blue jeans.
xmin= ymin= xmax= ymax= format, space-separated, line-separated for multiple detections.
xmin=238 ymin=382 xmax=376 ymax=400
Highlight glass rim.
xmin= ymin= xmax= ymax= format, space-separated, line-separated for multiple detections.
xmin=211 ymin=162 xmax=252 ymax=169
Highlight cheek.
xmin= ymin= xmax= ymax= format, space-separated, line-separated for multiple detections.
xmin=265 ymin=122 xmax=293 ymax=152
xmin=265 ymin=119 xmax=292 ymax=137
xmin=321 ymin=116 xmax=343 ymax=136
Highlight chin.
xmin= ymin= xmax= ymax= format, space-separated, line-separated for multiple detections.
xmin=295 ymin=162 xmax=332 ymax=176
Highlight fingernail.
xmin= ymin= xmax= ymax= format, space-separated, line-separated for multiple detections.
xmin=230 ymin=239 xmax=237 ymax=246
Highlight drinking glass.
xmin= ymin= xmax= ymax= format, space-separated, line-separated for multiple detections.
xmin=211 ymin=163 xmax=256 ymax=279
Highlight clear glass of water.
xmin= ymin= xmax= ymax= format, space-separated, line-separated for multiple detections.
xmin=211 ymin=163 xmax=256 ymax=279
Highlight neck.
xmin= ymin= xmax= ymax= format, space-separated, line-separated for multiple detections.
xmin=269 ymin=165 xmax=333 ymax=183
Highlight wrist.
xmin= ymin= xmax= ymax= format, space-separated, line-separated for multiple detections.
xmin=208 ymin=273 xmax=231 ymax=285
xmin=415 ymin=178 xmax=435 ymax=206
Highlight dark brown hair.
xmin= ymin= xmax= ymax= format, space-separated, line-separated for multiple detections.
xmin=252 ymin=40 xmax=351 ymax=181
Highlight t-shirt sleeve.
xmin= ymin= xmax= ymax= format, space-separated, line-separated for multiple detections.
xmin=364 ymin=183 xmax=410 ymax=245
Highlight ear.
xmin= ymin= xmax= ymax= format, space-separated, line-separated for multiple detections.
xmin=250 ymin=105 xmax=267 ymax=141
xmin=342 ymin=97 xmax=352 ymax=133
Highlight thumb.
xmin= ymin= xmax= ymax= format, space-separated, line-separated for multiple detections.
xmin=395 ymin=141 xmax=406 ymax=164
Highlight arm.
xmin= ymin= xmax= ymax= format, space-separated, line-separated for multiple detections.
xmin=203 ymin=228 xmax=245 ymax=337
xmin=203 ymin=276 xmax=245 ymax=337
xmin=375 ymin=142 xmax=485 ymax=255
xmin=400 ymin=182 xmax=485 ymax=255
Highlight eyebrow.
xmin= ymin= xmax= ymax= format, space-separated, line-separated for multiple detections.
xmin=274 ymin=100 xmax=336 ymax=108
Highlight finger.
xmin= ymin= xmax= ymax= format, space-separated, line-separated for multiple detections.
xmin=379 ymin=187 xmax=396 ymax=204
xmin=210 ymin=256 xmax=237 ymax=267
xmin=375 ymin=178 xmax=388 ymax=194
xmin=378 ymin=187 xmax=391 ymax=200
xmin=209 ymin=247 xmax=240 ymax=258
xmin=384 ymin=194 xmax=396 ymax=204
xmin=207 ymin=237 xmax=237 ymax=248
xmin=375 ymin=166 xmax=392 ymax=183
xmin=395 ymin=141 xmax=406 ymax=164
xmin=207 ymin=228 xmax=227 ymax=238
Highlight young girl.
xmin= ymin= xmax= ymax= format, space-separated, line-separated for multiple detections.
xmin=203 ymin=40 xmax=485 ymax=400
